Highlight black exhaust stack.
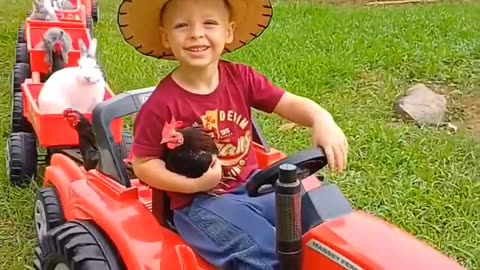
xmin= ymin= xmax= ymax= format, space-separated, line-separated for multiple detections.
xmin=275 ymin=163 xmax=302 ymax=270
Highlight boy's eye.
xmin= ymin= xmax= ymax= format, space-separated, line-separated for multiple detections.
xmin=173 ymin=23 xmax=188 ymax=28
xmin=205 ymin=20 xmax=218 ymax=25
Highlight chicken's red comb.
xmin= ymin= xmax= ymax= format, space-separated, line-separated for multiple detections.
xmin=53 ymin=40 xmax=64 ymax=54
xmin=63 ymin=108 xmax=80 ymax=127
xmin=63 ymin=108 xmax=76 ymax=119
xmin=161 ymin=116 xmax=184 ymax=137
xmin=160 ymin=117 xmax=184 ymax=149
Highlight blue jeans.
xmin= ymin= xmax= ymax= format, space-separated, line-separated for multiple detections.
xmin=173 ymin=185 xmax=278 ymax=270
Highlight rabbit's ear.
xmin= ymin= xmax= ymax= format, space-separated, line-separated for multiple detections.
xmin=78 ymin=39 xmax=87 ymax=56
xmin=88 ymin=38 xmax=97 ymax=58
xmin=33 ymin=0 xmax=41 ymax=10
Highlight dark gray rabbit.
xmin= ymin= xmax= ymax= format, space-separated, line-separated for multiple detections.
xmin=52 ymin=0 xmax=76 ymax=10
xmin=29 ymin=0 xmax=58 ymax=21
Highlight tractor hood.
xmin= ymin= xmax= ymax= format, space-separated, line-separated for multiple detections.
xmin=301 ymin=211 xmax=465 ymax=270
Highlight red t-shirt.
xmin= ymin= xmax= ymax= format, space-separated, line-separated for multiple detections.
xmin=131 ymin=60 xmax=285 ymax=209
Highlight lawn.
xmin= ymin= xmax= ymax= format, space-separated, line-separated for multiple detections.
xmin=0 ymin=0 xmax=479 ymax=269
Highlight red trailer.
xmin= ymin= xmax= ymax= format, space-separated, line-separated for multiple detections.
xmin=27 ymin=25 xmax=92 ymax=75
xmin=13 ymin=22 xmax=93 ymax=97
xmin=6 ymin=77 xmax=123 ymax=187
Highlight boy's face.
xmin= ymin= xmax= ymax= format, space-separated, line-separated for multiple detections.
xmin=159 ymin=0 xmax=235 ymax=68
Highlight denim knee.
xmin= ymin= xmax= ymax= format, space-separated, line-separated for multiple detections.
xmin=174 ymin=202 xmax=278 ymax=270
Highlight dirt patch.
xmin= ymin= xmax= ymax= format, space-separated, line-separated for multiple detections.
xmin=453 ymin=95 xmax=480 ymax=138
xmin=438 ymin=84 xmax=480 ymax=138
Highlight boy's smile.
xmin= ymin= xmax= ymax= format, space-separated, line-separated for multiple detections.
xmin=159 ymin=0 xmax=235 ymax=68
xmin=186 ymin=45 xmax=209 ymax=53
xmin=185 ymin=44 xmax=210 ymax=59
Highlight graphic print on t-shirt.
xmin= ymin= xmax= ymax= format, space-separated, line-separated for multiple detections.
xmin=199 ymin=109 xmax=252 ymax=181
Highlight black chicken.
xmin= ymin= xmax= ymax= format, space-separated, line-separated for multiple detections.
xmin=63 ymin=108 xmax=99 ymax=171
xmin=160 ymin=118 xmax=219 ymax=179
xmin=62 ymin=111 xmax=219 ymax=179
xmin=51 ymin=39 xmax=66 ymax=73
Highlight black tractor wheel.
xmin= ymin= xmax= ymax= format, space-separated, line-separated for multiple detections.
xmin=11 ymin=91 xmax=34 ymax=133
xmin=12 ymin=63 xmax=30 ymax=95
xmin=5 ymin=132 xmax=37 ymax=187
xmin=17 ymin=26 xmax=25 ymax=43
xmin=86 ymin=14 xmax=94 ymax=37
xmin=92 ymin=0 xmax=99 ymax=23
xmin=34 ymin=187 xmax=65 ymax=243
xmin=33 ymin=221 xmax=126 ymax=270
xmin=117 ymin=131 xmax=133 ymax=159
xmin=15 ymin=43 xmax=29 ymax=64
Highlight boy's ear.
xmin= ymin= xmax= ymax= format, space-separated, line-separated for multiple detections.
xmin=226 ymin=21 xmax=236 ymax=44
xmin=159 ymin=27 xmax=170 ymax=49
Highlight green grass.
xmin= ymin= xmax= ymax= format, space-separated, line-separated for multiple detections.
xmin=1 ymin=0 xmax=480 ymax=269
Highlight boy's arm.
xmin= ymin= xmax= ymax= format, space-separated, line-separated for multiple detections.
xmin=133 ymin=157 xmax=198 ymax=193
xmin=271 ymin=93 xmax=348 ymax=173
xmin=271 ymin=92 xmax=336 ymax=128
xmin=246 ymin=65 xmax=347 ymax=172
xmin=244 ymin=65 xmax=334 ymax=127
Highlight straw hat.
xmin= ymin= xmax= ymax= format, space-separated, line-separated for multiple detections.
xmin=117 ymin=0 xmax=273 ymax=60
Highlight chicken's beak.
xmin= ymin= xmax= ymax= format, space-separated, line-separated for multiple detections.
xmin=160 ymin=138 xmax=167 ymax=144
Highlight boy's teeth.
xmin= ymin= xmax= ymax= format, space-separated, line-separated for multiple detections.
xmin=188 ymin=46 xmax=207 ymax=52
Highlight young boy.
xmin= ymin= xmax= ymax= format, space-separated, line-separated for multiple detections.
xmin=117 ymin=0 xmax=348 ymax=269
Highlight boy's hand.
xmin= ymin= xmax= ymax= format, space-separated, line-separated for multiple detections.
xmin=312 ymin=118 xmax=348 ymax=173
xmin=194 ymin=156 xmax=223 ymax=192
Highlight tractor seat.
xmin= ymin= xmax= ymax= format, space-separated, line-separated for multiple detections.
xmin=152 ymin=188 xmax=176 ymax=231
xmin=124 ymin=161 xmax=176 ymax=231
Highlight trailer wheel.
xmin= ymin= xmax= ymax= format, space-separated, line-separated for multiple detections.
xmin=12 ymin=63 xmax=30 ymax=95
xmin=34 ymin=187 xmax=65 ymax=243
xmin=92 ymin=0 xmax=99 ymax=23
xmin=6 ymin=132 xmax=37 ymax=187
xmin=33 ymin=221 xmax=125 ymax=270
xmin=86 ymin=14 xmax=94 ymax=37
xmin=11 ymin=91 xmax=34 ymax=133
xmin=15 ymin=43 xmax=29 ymax=64
xmin=17 ymin=26 xmax=25 ymax=43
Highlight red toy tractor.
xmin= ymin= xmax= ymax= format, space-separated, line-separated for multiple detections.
xmin=31 ymin=88 xmax=466 ymax=270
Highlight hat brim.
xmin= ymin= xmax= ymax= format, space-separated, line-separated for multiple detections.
xmin=117 ymin=0 xmax=273 ymax=60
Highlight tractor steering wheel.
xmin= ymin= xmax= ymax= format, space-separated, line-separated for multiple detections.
xmin=246 ymin=148 xmax=328 ymax=197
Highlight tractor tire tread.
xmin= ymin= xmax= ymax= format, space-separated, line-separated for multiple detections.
xmin=38 ymin=187 xmax=65 ymax=228
xmin=35 ymin=221 xmax=126 ymax=270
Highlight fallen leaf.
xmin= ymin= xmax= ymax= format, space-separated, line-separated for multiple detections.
xmin=278 ymin=122 xmax=297 ymax=131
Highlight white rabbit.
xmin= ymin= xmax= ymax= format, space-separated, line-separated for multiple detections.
xmin=37 ymin=38 xmax=106 ymax=114
xmin=30 ymin=0 xmax=58 ymax=21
